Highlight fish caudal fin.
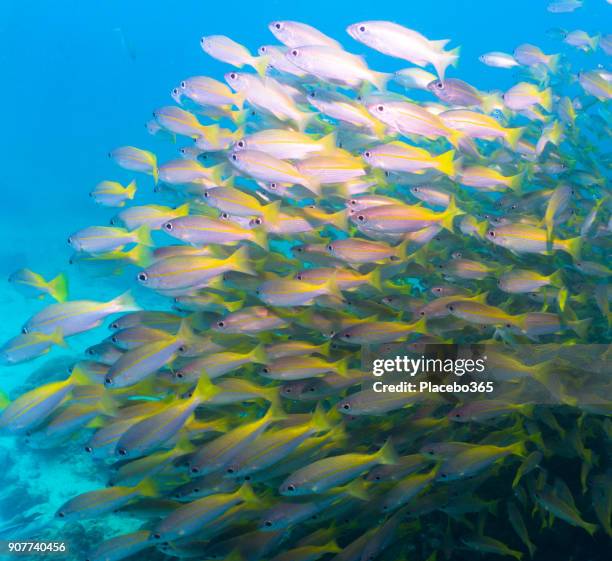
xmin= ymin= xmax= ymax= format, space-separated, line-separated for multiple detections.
xmin=237 ymin=483 xmax=261 ymax=506
xmin=249 ymin=343 xmax=268 ymax=365
xmin=126 ymin=180 xmax=137 ymax=199
xmin=48 ymin=273 xmax=69 ymax=302
xmin=134 ymin=225 xmax=154 ymax=247
xmin=136 ymin=477 xmax=159 ymax=498
xmin=440 ymin=196 xmax=464 ymax=232
xmin=506 ymin=127 xmax=525 ymax=150
xmin=192 ymin=374 xmax=220 ymax=403
xmin=110 ymin=291 xmax=141 ymax=313
xmin=228 ymin=246 xmax=256 ymax=276
xmin=434 ymin=150 xmax=456 ymax=177
xmin=376 ymin=437 xmax=399 ymax=465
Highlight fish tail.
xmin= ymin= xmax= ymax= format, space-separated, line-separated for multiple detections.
xmin=547 ymin=53 xmax=561 ymax=73
xmin=109 ymin=291 xmax=141 ymax=313
xmin=564 ymin=236 xmax=582 ymax=260
xmin=434 ymin=46 xmax=461 ymax=79
xmin=509 ymin=440 xmax=527 ymax=458
xmin=251 ymin=227 xmax=269 ymax=251
xmin=151 ymin=159 xmax=159 ymax=185
xmin=434 ymin=149 xmax=456 ymax=177
xmin=583 ymin=521 xmax=598 ymax=536
xmin=252 ymin=55 xmax=269 ymax=77
xmin=410 ymin=317 xmax=429 ymax=335
xmin=368 ymin=267 xmax=383 ymax=292
xmin=192 ymin=374 xmax=220 ymax=403
xmin=376 ymin=437 xmax=399 ymax=465
xmin=474 ymin=219 xmax=489 ymax=239
xmin=209 ymin=163 xmax=227 ymax=185
xmin=134 ymin=225 xmax=154 ymax=247
xmin=48 ymin=273 xmax=69 ymax=302
xmin=128 ymin=245 xmax=153 ymax=268
xmin=262 ymin=200 xmax=281 ymax=228
xmin=237 ymin=482 xmax=261 ymax=506
xmin=176 ymin=319 xmax=197 ymax=345
xmin=0 ymin=390 xmax=9 ymax=410
xmin=230 ymin=109 xmax=247 ymax=126
xmin=343 ymin=479 xmax=369 ymax=501
xmin=541 ymin=88 xmax=553 ymax=113
xmin=508 ymin=171 xmax=524 ymax=193
xmin=319 ymin=131 xmax=337 ymax=154
xmin=175 ymin=202 xmax=190 ymax=217
xmin=249 ymin=343 xmax=268 ymax=365
xmin=233 ymin=92 xmax=245 ymax=111
xmin=50 ymin=327 xmax=68 ymax=349
xmin=225 ymin=298 xmax=245 ymax=313
xmin=371 ymin=71 xmax=391 ymax=91
xmin=333 ymin=356 xmax=350 ymax=377
xmin=329 ymin=210 xmax=349 ymax=231
xmin=548 ymin=270 xmax=564 ymax=289
xmin=228 ymin=246 xmax=256 ymax=276
xmin=568 ymin=317 xmax=591 ymax=339
xmin=302 ymin=175 xmax=322 ymax=196
xmin=440 ymin=195 xmax=464 ymax=232
xmin=323 ymin=540 xmax=342 ymax=554
xmin=134 ymin=477 xmax=158 ymax=498
xmin=310 ymin=402 xmax=332 ymax=433
xmin=506 ymin=126 xmax=525 ymax=150
xmin=317 ymin=340 xmax=332 ymax=357
xmin=125 ymin=180 xmax=137 ymax=200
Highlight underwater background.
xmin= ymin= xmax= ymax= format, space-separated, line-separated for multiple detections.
xmin=0 ymin=0 xmax=610 ymax=560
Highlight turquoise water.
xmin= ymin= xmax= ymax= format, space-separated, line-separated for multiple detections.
xmin=0 ymin=1 xmax=610 ymax=560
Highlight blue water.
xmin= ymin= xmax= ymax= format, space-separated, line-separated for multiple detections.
xmin=0 ymin=0 xmax=610 ymax=559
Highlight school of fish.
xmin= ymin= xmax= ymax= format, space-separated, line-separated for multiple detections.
xmin=1 ymin=9 xmax=611 ymax=561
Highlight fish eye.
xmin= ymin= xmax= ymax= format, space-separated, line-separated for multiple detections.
xmin=137 ymin=272 xmax=148 ymax=282
xmin=190 ymin=466 xmax=199 ymax=474
xmin=178 ymin=345 xmax=187 ymax=353
xmin=104 ymin=377 xmax=113 ymax=386
xmin=505 ymin=323 xmax=512 ymax=328
xmin=67 ymin=236 xmax=72 ymax=244
xmin=264 ymin=520 xmax=273 ymax=527
xmin=436 ymin=81 xmax=444 ymax=89
xmin=326 ymin=244 xmax=333 ymax=252
xmin=357 ymin=215 xmax=366 ymax=222
xmin=262 ymin=367 xmax=270 ymax=373
xmin=374 ymin=475 xmax=381 ymax=480
xmin=229 ymin=72 xmax=237 ymax=80
xmin=226 ymin=467 xmax=234 ymax=474
xmin=309 ymin=91 xmax=316 ymax=98
xmin=286 ymin=484 xmax=296 ymax=492
xmin=511 ymin=204 xmax=518 ymax=210
xmin=57 ymin=512 xmax=65 ymax=518
xmin=364 ymin=151 xmax=371 ymax=158
xmin=269 ymin=182 xmax=277 ymax=190
xmin=204 ymin=191 xmax=210 ymax=198
xmin=175 ymin=371 xmax=184 ymax=379
xmin=419 ymin=311 xmax=426 ymax=316
xmin=117 ymin=447 xmax=128 ymax=456
xmin=237 ymin=140 xmax=245 ymax=148
xmin=163 ymin=222 xmax=173 ymax=231
xmin=111 ymin=335 xmax=118 ymax=343
xmin=231 ymin=154 xmax=238 ymax=161
xmin=376 ymin=105 xmax=384 ymax=112
xmin=274 ymin=22 xmax=282 ymax=30
xmin=359 ymin=25 xmax=366 ymax=32
xmin=454 ymin=413 xmax=461 ymax=418
xmin=448 ymin=305 xmax=455 ymax=311
xmin=254 ymin=217 xmax=263 ymax=225
xmin=296 ymin=274 xmax=303 ymax=280
xmin=343 ymin=333 xmax=351 ymax=339
xmin=180 ymin=81 xmax=186 ymax=88
xmin=22 ymin=327 xmax=28 ymax=334
xmin=342 ymin=403 xmax=351 ymax=410
xmin=216 ymin=321 xmax=225 ymax=328
xmin=259 ymin=46 xmax=267 ymax=53
xmin=488 ymin=230 xmax=495 ymax=237
xmin=84 ymin=446 xmax=93 ymax=453
xmin=152 ymin=533 xmax=162 ymax=540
